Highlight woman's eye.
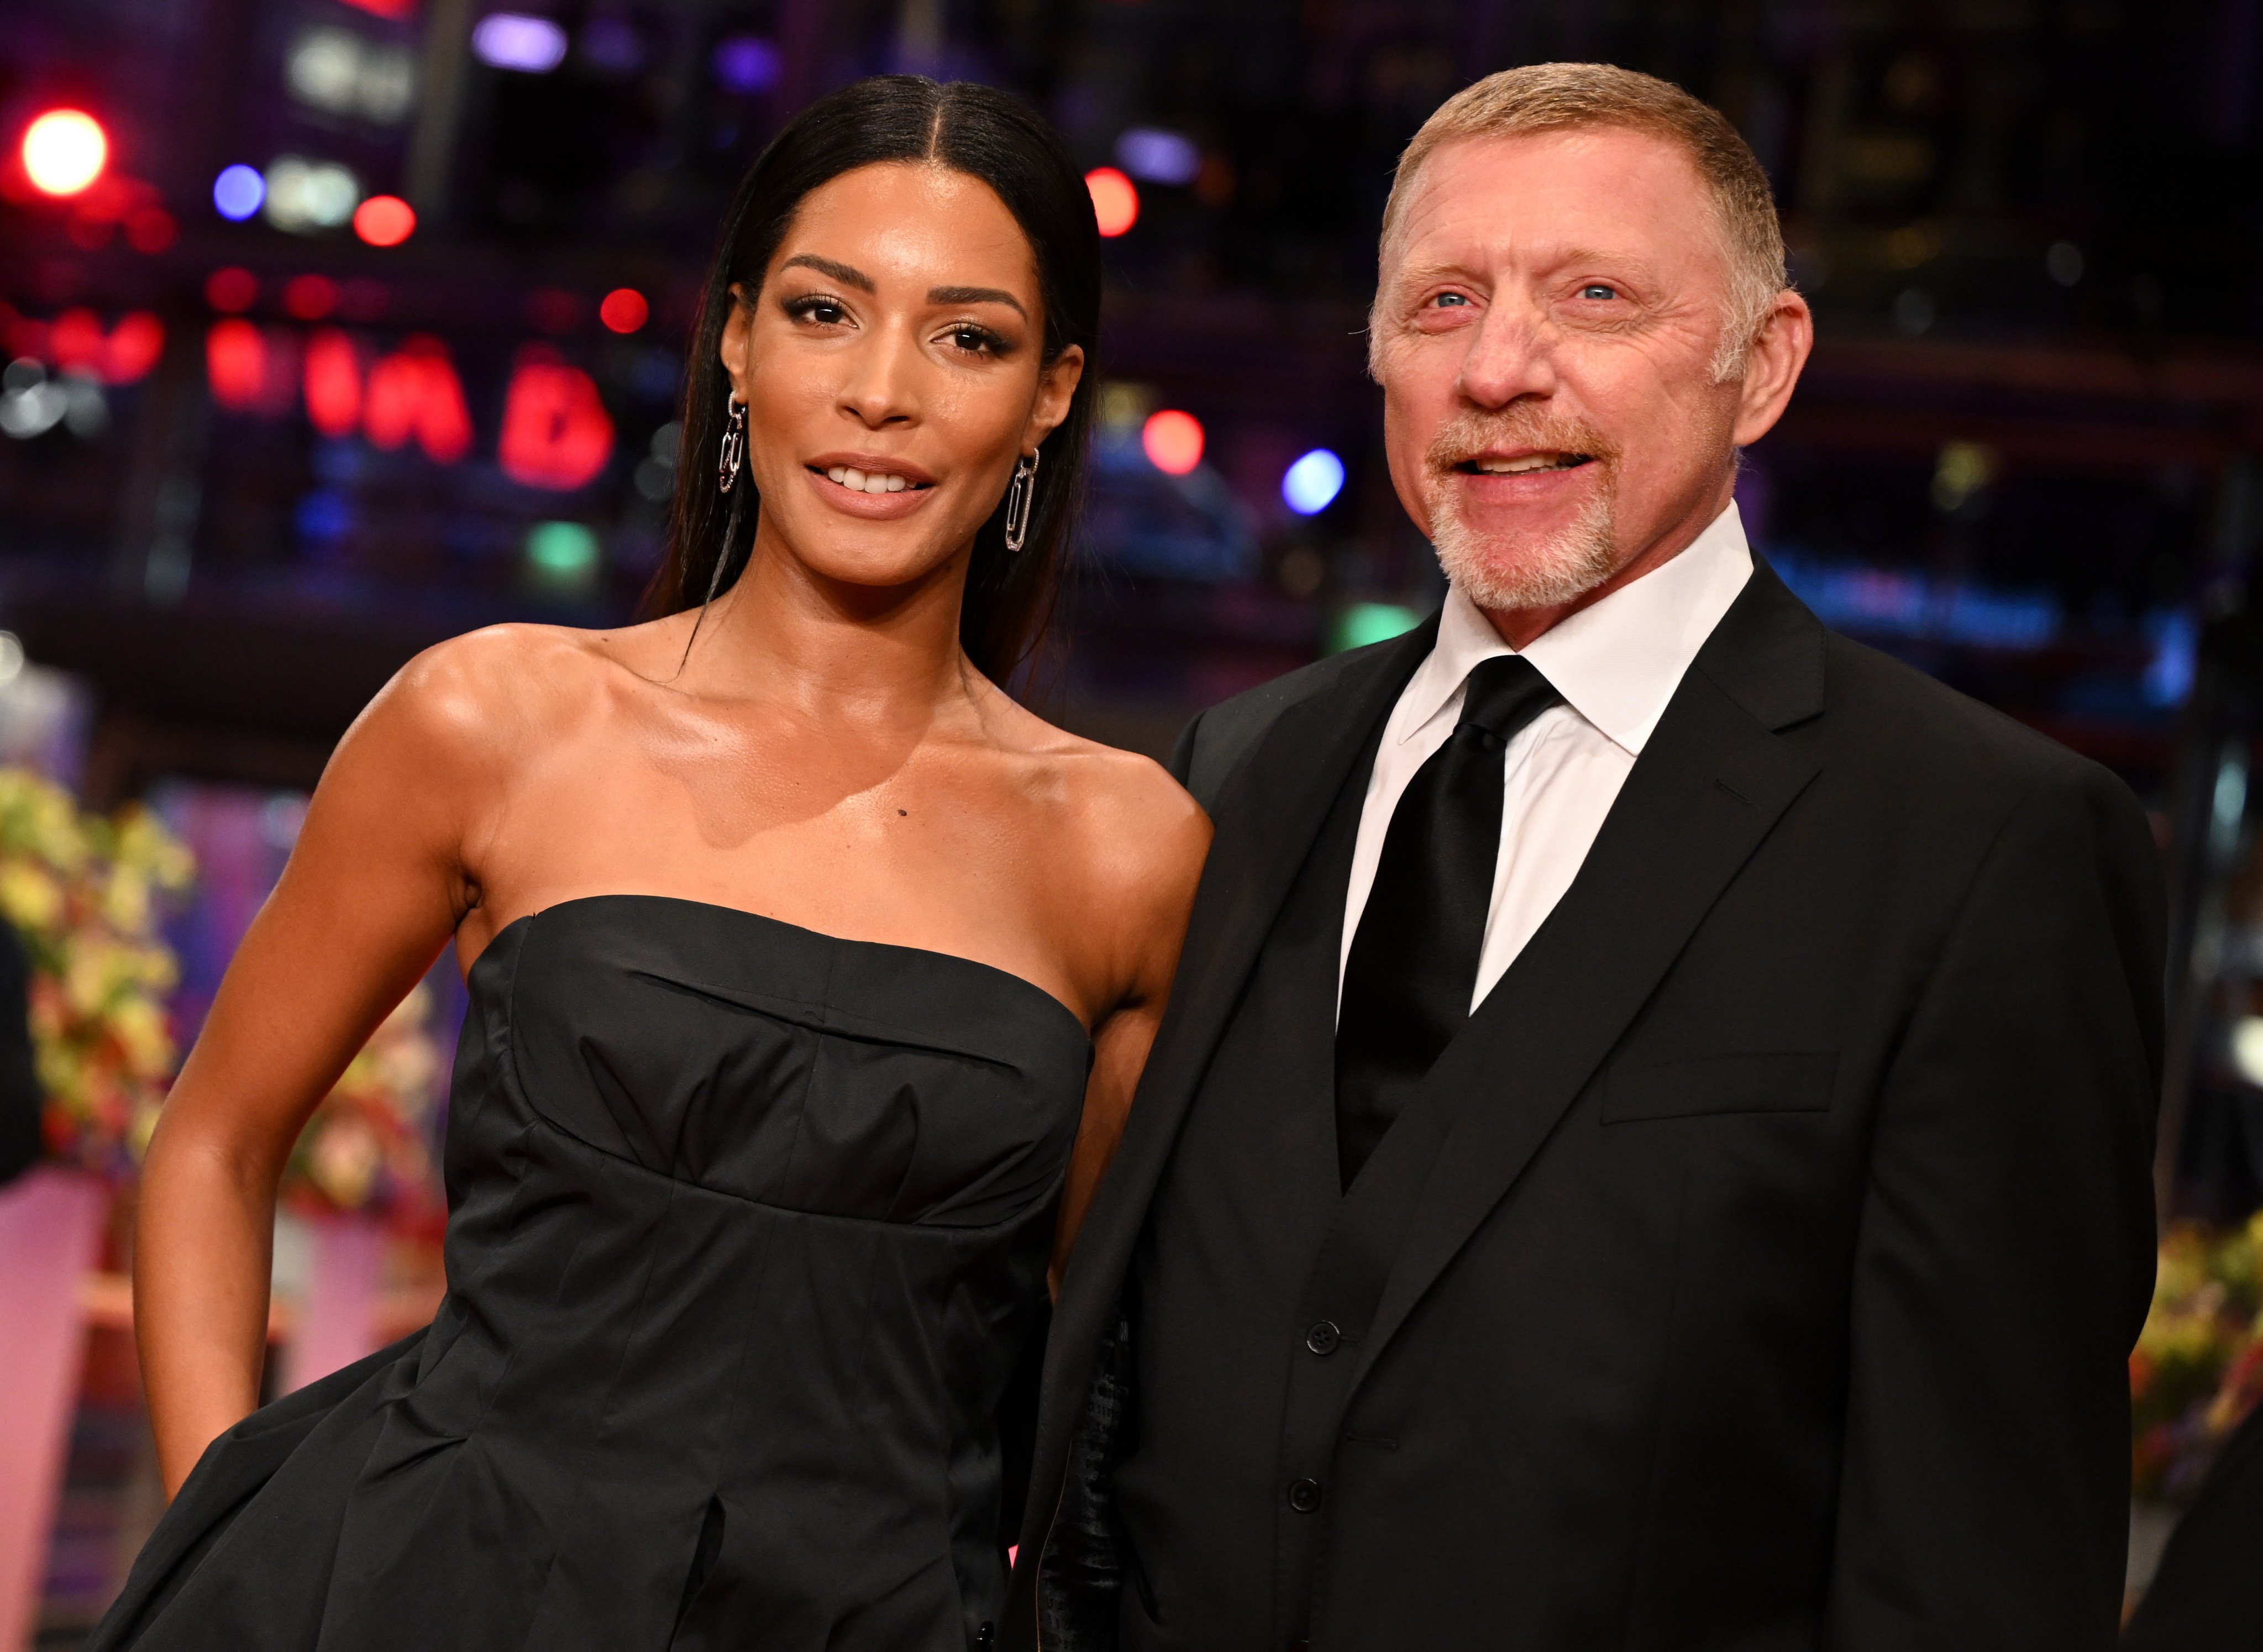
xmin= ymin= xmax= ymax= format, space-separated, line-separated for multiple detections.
xmin=787 ymin=296 xmax=847 ymax=326
xmin=946 ymin=325 xmax=1003 ymax=355
xmin=1578 ymin=283 xmax=1620 ymax=301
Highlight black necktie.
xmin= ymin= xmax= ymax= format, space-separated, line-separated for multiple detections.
xmin=1335 ymin=654 xmax=1564 ymax=1188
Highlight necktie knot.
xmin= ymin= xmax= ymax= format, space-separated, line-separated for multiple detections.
xmin=1457 ymin=654 xmax=1562 ymax=743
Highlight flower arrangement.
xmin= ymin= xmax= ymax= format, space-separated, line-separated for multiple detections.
xmin=0 ymin=767 xmax=193 ymax=1177
xmin=2131 ymin=1212 xmax=2263 ymax=1503
xmin=279 ymin=982 xmax=443 ymax=1223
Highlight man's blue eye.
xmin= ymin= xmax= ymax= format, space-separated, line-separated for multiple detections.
xmin=1433 ymin=293 xmax=1470 ymax=307
xmin=1579 ymin=284 xmax=1618 ymax=300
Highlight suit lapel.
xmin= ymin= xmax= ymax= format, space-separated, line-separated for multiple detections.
xmin=1031 ymin=618 xmax=1437 ymax=1491
xmin=1069 ymin=622 xmax=1434 ymax=1276
xmin=1346 ymin=564 xmax=1828 ymax=1393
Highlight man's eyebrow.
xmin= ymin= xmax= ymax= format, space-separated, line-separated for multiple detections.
xmin=778 ymin=254 xmax=875 ymax=291
xmin=927 ymin=285 xmax=1027 ymax=317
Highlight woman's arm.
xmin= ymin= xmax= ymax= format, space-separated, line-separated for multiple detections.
xmin=1049 ymin=771 xmax=1210 ymax=1292
xmin=136 ymin=641 xmax=508 ymax=1497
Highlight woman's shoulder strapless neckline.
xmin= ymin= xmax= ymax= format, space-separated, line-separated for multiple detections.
xmin=478 ymin=890 xmax=1092 ymax=1048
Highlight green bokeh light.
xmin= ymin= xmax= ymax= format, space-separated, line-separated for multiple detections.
xmin=1330 ymin=601 xmax=1421 ymax=654
xmin=526 ymin=521 xmax=600 ymax=589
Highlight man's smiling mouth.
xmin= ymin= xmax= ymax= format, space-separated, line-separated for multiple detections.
xmin=1456 ymin=453 xmax=1594 ymax=475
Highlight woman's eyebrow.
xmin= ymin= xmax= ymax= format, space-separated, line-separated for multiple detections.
xmin=928 ymin=285 xmax=1027 ymax=317
xmin=779 ymin=254 xmax=875 ymax=290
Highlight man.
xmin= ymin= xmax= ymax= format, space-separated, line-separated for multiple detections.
xmin=1007 ymin=63 xmax=2162 ymax=1652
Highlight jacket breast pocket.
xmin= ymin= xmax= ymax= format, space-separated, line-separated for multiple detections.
xmin=1600 ymin=1051 xmax=1837 ymax=1124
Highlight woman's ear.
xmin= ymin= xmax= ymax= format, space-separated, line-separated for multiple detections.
xmin=1022 ymin=343 xmax=1085 ymax=449
xmin=718 ymin=283 xmax=755 ymax=403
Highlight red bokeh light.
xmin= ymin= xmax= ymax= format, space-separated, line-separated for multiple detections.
xmin=500 ymin=353 xmax=615 ymax=490
xmin=524 ymin=288 xmax=585 ymax=334
xmin=125 ymin=207 xmax=176 ymax=253
xmin=1085 ymin=167 xmax=1139 ymax=238
xmin=352 ymin=195 xmax=416 ymax=248
xmin=1141 ymin=408 xmax=1204 ymax=475
xmin=205 ymin=268 xmax=258 ymax=313
xmin=598 ymin=287 xmax=648 ymax=334
xmin=206 ymin=320 xmax=266 ymax=411
xmin=303 ymin=329 xmax=362 ymax=438
xmin=364 ymin=337 xmax=472 ymax=464
xmin=102 ymin=312 xmax=164 ymax=383
xmin=283 ymin=275 xmax=338 ymax=321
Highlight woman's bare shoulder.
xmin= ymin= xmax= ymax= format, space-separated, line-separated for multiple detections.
xmin=998 ymin=708 xmax=1211 ymax=920
xmin=359 ymin=618 xmax=681 ymax=761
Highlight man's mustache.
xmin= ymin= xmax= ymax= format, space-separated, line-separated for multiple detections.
xmin=1424 ymin=410 xmax=1620 ymax=477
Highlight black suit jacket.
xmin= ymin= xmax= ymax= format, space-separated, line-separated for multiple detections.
xmin=1009 ymin=562 xmax=2163 ymax=1651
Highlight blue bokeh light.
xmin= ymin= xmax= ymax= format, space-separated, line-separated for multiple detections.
xmin=1116 ymin=127 xmax=1201 ymax=186
xmin=712 ymin=35 xmax=782 ymax=95
xmin=1282 ymin=448 xmax=1346 ymax=515
xmin=212 ymin=164 xmax=265 ymax=222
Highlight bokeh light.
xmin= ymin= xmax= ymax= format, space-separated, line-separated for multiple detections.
xmin=472 ymin=13 xmax=569 ymax=72
xmin=1116 ymin=127 xmax=1200 ymax=186
xmin=352 ymin=195 xmax=416 ymax=246
xmin=21 ymin=109 xmax=108 ymax=197
xmin=1282 ymin=448 xmax=1345 ymax=515
xmin=263 ymin=156 xmax=360 ymax=233
xmin=1142 ymin=408 xmax=1204 ymax=475
xmin=599 ymin=287 xmax=649 ymax=334
xmin=213 ymin=164 xmax=265 ymax=221
xmin=204 ymin=267 xmax=258 ymax=312
xmin=283 ymin=274 xmax=339 ymax=321
xmin=712 ymin=36 xmax=781 ymax=95
xmin=526 ymin=520 xmax=600 ymax=588
xmin=1085 ymin=167 xmax=1139 ymax=238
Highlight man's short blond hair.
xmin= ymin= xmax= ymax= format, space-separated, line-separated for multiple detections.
xmin=1375 ymin=63 xmax=1787 ymax=380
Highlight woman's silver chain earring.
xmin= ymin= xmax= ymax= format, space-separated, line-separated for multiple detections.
xmin=1002 ymin=449 xmax=1041 ymax=554
xmin=717 ymin=397 xmax=747 ymax=494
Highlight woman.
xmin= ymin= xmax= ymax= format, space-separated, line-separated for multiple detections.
xmin=94 ymin=77 xmax=1206 ymax=1652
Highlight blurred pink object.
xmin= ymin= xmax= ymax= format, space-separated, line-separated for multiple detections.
xmin=0 ymin=1166 xmax=106 ymax=1651
xmin=282 ymin=1215 xmax=385 ymax=1393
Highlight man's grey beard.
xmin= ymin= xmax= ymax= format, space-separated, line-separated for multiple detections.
xmin=1427 ymin=471 xmax=1619 ymax=612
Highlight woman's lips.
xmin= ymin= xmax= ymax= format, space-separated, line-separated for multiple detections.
xmin=802 ymin=465 xmax=939 ymax=520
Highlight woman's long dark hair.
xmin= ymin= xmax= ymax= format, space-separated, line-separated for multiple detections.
xmin=648 ymin=77 xmax=1102 ymax=685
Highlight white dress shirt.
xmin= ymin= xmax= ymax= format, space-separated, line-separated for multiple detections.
xmin=1340 ymin=502 xmax=1756 ymax=1014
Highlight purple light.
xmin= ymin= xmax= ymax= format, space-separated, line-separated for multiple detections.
xmin=1116 ymin=127 xmax=1201 ymax=186
xmin=712 ymin=35 xmax=781 ymax=96
xmin=472 ymin=13 xmax=569 ymax=73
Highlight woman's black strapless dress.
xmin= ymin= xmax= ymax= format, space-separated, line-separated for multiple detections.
xmin=91 ymin=895 xmax=1091 ymax=1652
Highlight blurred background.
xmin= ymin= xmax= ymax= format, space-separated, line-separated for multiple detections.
xmin=4 ymin=0 xmax=2263 ymax=1644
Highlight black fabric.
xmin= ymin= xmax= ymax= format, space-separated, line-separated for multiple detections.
xmin=92 ymin=895 xmax=1091 ymax=1652
xmin=1336 ymin=654 xmax=1561 ymax=1186
xmin=0 ymin=922 xmax=44 ymax=1187
xmin=1110 ymin=702 xmax=1382 ymax=1649
xmin=1011 ymin=561 xmax=2164 ymax=1652
xmin=2122 ymin=1399 xmax=2263 ymax=1650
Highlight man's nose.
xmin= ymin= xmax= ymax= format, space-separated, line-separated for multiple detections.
xmin=1456 ymin=298 xmax=1558 ymax=410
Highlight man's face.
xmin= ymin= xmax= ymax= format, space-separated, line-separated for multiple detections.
xmin=1372 ymin=126 xmax=1799 ymax=621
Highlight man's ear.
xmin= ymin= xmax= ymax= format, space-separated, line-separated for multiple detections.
xmin=1731 ymin=289 xmax=1812 ymax=448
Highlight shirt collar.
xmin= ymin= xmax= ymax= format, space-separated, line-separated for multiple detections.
xmin=1394 ymin=500 xmax=1755 ymax=758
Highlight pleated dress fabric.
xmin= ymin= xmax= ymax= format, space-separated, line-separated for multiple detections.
xmin=89 ymin=894 xmax=1093 ymax=1652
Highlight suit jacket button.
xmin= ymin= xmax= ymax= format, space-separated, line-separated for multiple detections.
xmin=1287 ymin=1477 xmax=1324 ymax=1513
xmin=1304 ymin=1320 xmax=1341 ymax=1356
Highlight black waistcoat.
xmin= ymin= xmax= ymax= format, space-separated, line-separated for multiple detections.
xmin=1112 ymin=720 xmax=1380 ymax=1650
